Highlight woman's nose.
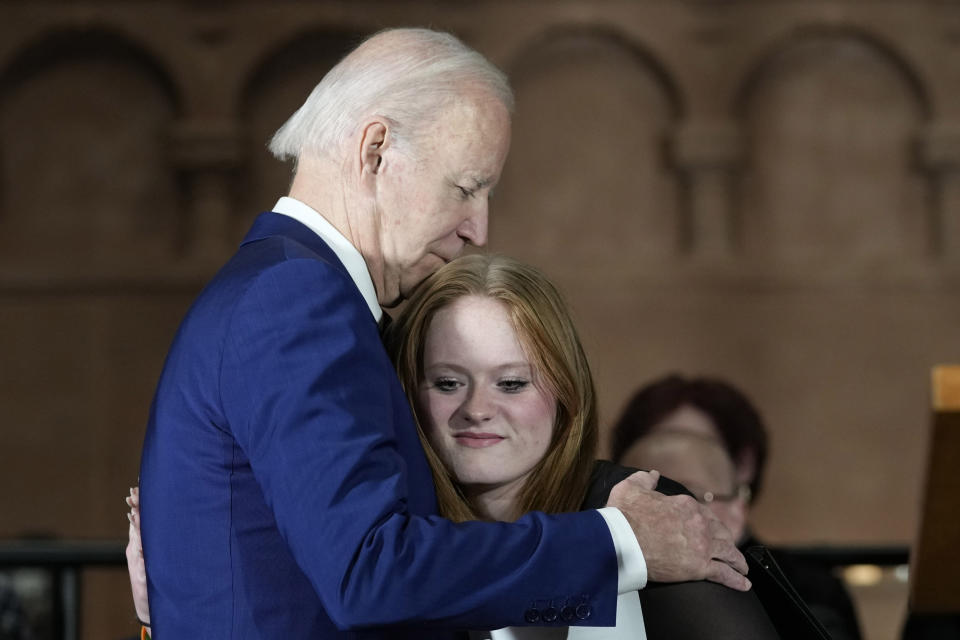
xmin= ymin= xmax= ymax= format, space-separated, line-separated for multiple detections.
xmin=459 ymin=387 xmax=494 ymax=423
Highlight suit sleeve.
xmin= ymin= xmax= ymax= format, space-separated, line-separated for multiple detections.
xmin=219 ymin=258 xmax=620 ymax=630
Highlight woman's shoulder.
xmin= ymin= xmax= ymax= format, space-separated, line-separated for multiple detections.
xmin=581 ymin=461 xmax=694 ymax=509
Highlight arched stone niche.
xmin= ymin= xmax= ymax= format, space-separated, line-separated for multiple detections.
xmin=237 ymin=29 xmax=366 ymax=241
xmin=735 ymin=30 xmax=931 ymax=266
xmin=493 ymin=26 xmax=682 ymax=274
xmin=0 ymin=29 xmax=182 ymax=274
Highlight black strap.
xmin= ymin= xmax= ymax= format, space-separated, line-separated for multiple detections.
xmin=745 ymin=545 xmax=834 ymax=640
xmin=377 ymin=311 xmax=393 ymax=337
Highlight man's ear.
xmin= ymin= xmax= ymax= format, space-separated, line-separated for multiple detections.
xmin=359 ymin=120 xmax=389 ymax=180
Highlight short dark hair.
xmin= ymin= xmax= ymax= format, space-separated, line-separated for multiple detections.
xmin=610 ymin=374 xmax=769 ymax=499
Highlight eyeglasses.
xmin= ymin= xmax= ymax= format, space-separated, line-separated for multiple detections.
xmin=697 ymin=484 xmax=752 ymax=505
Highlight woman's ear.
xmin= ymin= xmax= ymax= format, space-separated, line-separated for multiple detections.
xmin=735 ymin=449 xmax=757 ymax=489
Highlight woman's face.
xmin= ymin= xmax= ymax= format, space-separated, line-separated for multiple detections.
xmin=417 ymin=295 xmax=556 ymax=511
xmin=647 ymin=406 xmax=749 ymax=542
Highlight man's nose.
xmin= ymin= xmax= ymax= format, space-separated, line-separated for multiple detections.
xmin=457 ymin=201 xmax=489 ymax=247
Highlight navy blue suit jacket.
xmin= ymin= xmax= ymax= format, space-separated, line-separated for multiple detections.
xmin=139 ymin=212 xmax=619 ymax=638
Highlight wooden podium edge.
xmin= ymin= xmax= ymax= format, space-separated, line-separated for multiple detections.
xmin=932 ymin=365 xmax=960 ymax=411
xmin=909 ymin=365 xmax=960 ymax=613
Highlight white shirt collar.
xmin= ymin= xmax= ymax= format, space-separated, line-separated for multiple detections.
xmin=272 ymin=197 xmax=382 ymax=322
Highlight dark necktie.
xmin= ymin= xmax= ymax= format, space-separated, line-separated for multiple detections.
xmin=378 ymin=312 xmax=393 ymax=338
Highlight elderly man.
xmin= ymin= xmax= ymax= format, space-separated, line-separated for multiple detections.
xmin=138 ymin=28 xmax=748 ymax=639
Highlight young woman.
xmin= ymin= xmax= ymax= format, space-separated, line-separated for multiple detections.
xmin=127 ymin=254 xmax=780 ymax=639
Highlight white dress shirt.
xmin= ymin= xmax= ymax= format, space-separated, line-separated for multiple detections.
xmin=272 ymin=198 xmax=648 ymax=638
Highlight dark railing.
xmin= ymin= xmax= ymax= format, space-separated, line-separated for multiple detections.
xmin=776 ymin=544 xmax=910 ymax=568
xmin=0 ymin=540 xmax=911 ymax=640
xmin=0 ymin=539 xmax=127 ymax=640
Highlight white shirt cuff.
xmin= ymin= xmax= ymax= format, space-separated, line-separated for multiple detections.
xmin=597 ymin=507 xmax=648 ymax=593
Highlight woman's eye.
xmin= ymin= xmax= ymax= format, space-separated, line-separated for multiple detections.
xmin=498 ymin=379 xmax=529 ymax=393
xmin=457 ymin=185 xmax=475 ymax=200
xmin=433 ymin=378 xmax=462 ymax=392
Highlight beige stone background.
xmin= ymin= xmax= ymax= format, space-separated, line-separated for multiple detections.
xmin=0 ymin=2 xmax=957 ymax=638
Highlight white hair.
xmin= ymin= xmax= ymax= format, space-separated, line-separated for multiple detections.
xmin=268 ymin=27 xmax=514 ymax=161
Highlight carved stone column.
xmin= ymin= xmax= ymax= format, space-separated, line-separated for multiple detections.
xmin=670 ymin=120 xmax=743 ymax=259
xmin=919 ymin=122 xmax=960 ymax=260
xmin=167 ymin=119 xmax=244 ymax=264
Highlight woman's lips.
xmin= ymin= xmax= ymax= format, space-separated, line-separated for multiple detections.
xmin=453 ymin=433 xmax=505 ymax=448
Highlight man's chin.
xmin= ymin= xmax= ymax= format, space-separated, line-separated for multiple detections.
xmin=383 ymin=283 xmax=418 ymax=309
xmin=380 ymin=294 xmax=404 ymax=309
xmin=392 ymin=265 xmax=444 ymax=305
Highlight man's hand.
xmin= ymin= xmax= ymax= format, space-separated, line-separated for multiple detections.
xmin=606 ymin=470 xmax=751 ymax=591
